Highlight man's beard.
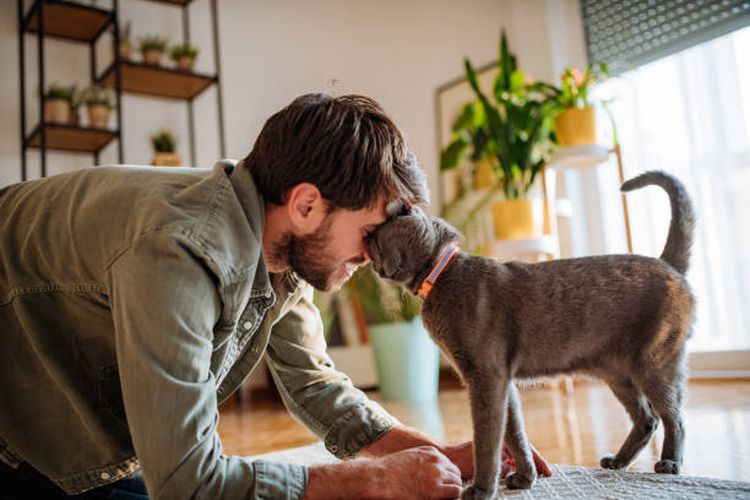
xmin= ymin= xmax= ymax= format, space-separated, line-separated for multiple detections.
xmin=272 ymin=214 xmax=342 ymax=291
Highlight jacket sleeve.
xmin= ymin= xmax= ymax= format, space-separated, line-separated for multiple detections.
xmin=108 ymin=232 xmax=306 ymax=499
xmin=265 ymin=284 xmax=398 ymax=459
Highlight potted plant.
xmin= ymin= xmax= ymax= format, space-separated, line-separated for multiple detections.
xmin=139 ymin=35 xmax=167 ymax=65
xmin=151 ymin=129 xmax=182 ymax=166
xmin=346 ymin=265 xmax=440 ymax=402
xmin=42 ymin=83 xmax=75 ymax=124
xmin=169 ymin=43 xmax=199 ymax=71
xmin=80 ymin=85 xmax=113 ymax=129
xmin=553 ymin=63 xmax=609 ymax=146
xmin=440 ymin=31 xmax=559 ymax=240
xmin=118 ymin=20 xmax=133 ymax=61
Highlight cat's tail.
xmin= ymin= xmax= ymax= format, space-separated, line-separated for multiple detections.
xmin=621 ymin=171 xmax=695 ymax=275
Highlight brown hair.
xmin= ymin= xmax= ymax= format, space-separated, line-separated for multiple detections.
xmin=242 ymin=93 xmax=429 ymax=213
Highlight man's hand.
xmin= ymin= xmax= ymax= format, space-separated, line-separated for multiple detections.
xmin=305 ymin=446 xmax=462 ymax=500
xmin=501 ymin=443 xmax=553 ymax=478
xmin=442 ymin=441 xmax=553 ymax=480
xmin=441 ymin=441 xmax=473 ymax=478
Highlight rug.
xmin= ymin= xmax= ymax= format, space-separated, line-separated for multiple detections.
xmin=250 ymin=443 xmax=750 ymax=499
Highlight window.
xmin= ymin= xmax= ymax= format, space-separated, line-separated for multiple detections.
xmin=593 ymin=26 xmax=750 ymax=353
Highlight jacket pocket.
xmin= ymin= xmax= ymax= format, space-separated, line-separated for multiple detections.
xmin=98 ymin=363 xmax=127 ymax=424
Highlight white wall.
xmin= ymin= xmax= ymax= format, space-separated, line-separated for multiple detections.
xmin=1 ymin=0 xmax=587 ymax=215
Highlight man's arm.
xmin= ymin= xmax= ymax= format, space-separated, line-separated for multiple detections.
xmin=109 ymin=233 xmax=306 ymax=498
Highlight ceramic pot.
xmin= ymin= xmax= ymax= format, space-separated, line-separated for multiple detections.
xmin=554 ymin=107 xmax=596 ymax=146
xmin=175 ymin=56 xmax=195 ymax=71
xmin=87 ymin=104 xmax=110 ymax=129
xmin=369 ymin=317 xmax=439 ymax=402
xmin=142 ymin=49 xmax=163 ymax=65
xmin=119 ymin=41 xmax=132 ymax=61
xmin=151 ymin=152 xmax=182 ymax=167
xmin=491 ymin=197 xmax=542 ymax=240
xmin=44 ymin=99 xmax=70 ymax=124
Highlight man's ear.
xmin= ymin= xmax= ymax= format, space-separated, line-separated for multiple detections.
xmin=286 ymin=183 xmax=327 ymax=234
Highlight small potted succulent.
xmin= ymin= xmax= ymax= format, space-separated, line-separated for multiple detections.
xmin=139 ymin=35 xmax=168 ymax=65
xmin=42 ymin=83 xmax=75 ymax=124
xmin=118 ymin=20 xmax=133 ymax=61
xmin=80 ymin=85 xmax=113 ymax=129
xmin=151 ymin=129 xmax=182 ymax=166
xmin=169 ymin=43 xmax=199 ymax=71
xmin=553 ymin=63 xmax=609 ymax=146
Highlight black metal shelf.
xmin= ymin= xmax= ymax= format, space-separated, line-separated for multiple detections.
xmin=18 ymin=0 xmax=226 ymax=180
xmin=24 ymin=0 xmax=114 ymax=43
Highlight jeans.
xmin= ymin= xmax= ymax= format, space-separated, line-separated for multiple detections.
xmin=0 ymin=461 xmax=148 ymax=499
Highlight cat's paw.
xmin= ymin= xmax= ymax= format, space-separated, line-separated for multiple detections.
xmin=655 ymin=459 xmax=680 ymax=474
xmin=504 ymin=472 xmax=535 ymax=490
xmin=600 ymin=454 xmax=627 ymax=469
xmin=460 ymin=484 xmax=494 ymax=500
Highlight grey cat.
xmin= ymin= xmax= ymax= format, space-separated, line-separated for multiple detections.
xmin=367 ymin=171 xmax=695 ymax=499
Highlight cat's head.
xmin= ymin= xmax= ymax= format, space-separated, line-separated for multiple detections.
xmin=367 ymin=207 xmax=463 ymax=291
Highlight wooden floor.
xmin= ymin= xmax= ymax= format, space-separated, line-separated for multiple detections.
xmin=218 ymin=377 xmax=750 ymax=482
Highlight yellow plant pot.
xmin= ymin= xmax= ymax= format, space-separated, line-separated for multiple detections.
xmin=142 ymin=49 xmax=163 ymax=65
xmin=473 ymin=157 xmax=496 ymax=190
xmin=491 ymin=198 xmax=541 ymax=240
xmin=152 ymin=152 xmax=182 ymax=167
xmin=175 ymin=56 xmax=195 ymax=71
xmin=44 ymin=99 xmax=70 ymax=124
xmin=87 ymin=105 xmax=110 ymax=128
xmin=554 ymin=107 xmax=596 ymax=146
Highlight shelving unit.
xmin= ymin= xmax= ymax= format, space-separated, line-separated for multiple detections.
xmin=17 ymin=0 xmax=226 ymax=181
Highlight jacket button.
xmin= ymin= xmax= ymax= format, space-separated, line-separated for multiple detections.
xmin=242 ymin=321 xmax=252 ymax=330
xmin=100 ymin=472 xmax=111 ymax=480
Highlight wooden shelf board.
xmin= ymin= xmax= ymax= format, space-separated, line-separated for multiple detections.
xmin=27 ymin=124 xmax=117 ymax=153
xmin=26 ymin=0 xmax=113 ymax=43
xmin=98 ymin=61 xmax=216 ymax=100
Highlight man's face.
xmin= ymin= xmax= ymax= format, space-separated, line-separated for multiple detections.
xmin=275 ymin=198 xmax=388 ymax=291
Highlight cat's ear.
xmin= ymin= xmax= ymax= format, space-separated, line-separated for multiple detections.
xmin=431 ymin=217 xmax=463 ymax=246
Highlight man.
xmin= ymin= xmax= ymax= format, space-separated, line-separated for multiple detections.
xmin=0 ymin=93 xmax=547 ymax=498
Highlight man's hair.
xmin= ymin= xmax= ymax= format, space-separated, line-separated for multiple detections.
xmin=242 ymin=93 xmax=429 ymax=213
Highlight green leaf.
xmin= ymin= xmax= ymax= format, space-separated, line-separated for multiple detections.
xmin=440 ymin=134 xmax=470 ymax=171
xmin=452 ymin=102 xmax=476 ymax=133
xmin=510 ymin=69 xmax=525 ymax=92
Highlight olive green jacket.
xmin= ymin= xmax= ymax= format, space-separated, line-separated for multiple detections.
xmin=0 ymin=161 xmax=395 ymax=498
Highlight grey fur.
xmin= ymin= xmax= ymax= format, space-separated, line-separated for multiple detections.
xmin=368 ymin=171 xmax=695 ymax=499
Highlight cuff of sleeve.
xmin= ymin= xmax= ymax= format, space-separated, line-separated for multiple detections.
xmin=253 ymin=460 xmax=308 ymax=500
xmin=323 ymin=402 xmax=398 ymax=459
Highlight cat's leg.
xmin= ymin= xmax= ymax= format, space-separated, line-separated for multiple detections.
xmin=461 ymin=377 xmax=509 ymax=500
xmin=503 ymin=383 xmax=537 ymax=489
xmin=599 ymin=375 xmax=659 ymax=470
xmin=633 ymin=357 xmax=687 ymax=474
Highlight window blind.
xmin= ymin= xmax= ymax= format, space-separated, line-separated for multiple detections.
xmin=580 ymin=0 xmax=750 ymax=74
